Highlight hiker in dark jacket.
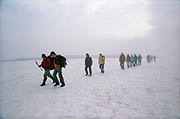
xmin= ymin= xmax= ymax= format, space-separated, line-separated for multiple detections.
xmin=85 ymin=53 xmax=93 ymax=76
xmin=50 ymin=51 xmax=66 ymax=87
xmin=39 ymin=54 xmax=55 ymax=86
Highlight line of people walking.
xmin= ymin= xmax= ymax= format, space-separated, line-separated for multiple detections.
xmin=37 ymin=52 xmax=156 ymax=87
xmin=119 ymin=53 xmax=142 ymax=70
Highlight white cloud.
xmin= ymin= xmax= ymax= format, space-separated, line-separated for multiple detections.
xmin=3 ymin=0 xmax=153 ymax=39
xmin=84 ymin=0 xmax=149 ymax=16
xmin=1 ymin=0 xmax=179 ymax=59
xmin=3 ymin=0 xmax=153 ymax=40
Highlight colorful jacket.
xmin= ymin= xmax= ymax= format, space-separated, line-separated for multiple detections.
xmin=98 ymin=55 xmax=105 ymax=64
xmin=40 ymin=57 xmax=51 ymax=69
xmin=126 ymin=55 xmax=131 ymax=62
xmin=119 ymin=54 xmax=125 ymax=62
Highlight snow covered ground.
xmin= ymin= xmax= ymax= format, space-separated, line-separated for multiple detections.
xmin=0 ymin=57 xmax=180 ymax=119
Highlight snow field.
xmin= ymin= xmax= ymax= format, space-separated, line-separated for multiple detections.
xmin=0 ymin=57 xmax=179 ymax=119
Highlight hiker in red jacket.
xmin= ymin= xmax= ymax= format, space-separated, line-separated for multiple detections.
xmin=39 ymin=54 xmax=55 ymax=86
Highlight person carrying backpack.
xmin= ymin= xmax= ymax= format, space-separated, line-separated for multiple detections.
xmin=85 ymin=53 xmax=93 ymax=76
xmin=38 ymin=54 xmax=56 ymax=86
xmin=50 ymin=51 xmax=67 ymax=87
xmin=119 ymin=53 xmax=125 ymax=70
xmin=98 ymin=53 xmax=105 ymax=73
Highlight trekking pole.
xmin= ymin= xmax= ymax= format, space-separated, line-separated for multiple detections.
xmin=35 ymin=61 xmax=43 ymax=71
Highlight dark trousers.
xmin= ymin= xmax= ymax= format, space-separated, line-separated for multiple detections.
xmin=135 ymin=60 xmax=137 ymax=65
xmin=127 ymin=62 xmax=130 ymax=68
xmin=120 ymin=62 xmax=124 ymax=70
xmin=99 ymin=64 xmax=104 ymax=73
xmin=53 ymin=68 xmax=65 ymax=85
xmin=85 ymin=66 xmax=92 ymax=75
xmin=41 ymin=69 xmax=55 ymax=85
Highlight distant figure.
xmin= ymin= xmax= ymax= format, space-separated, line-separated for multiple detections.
xmin=85 ymin=53 xmax=93 ymax=76
xmin=153 ymin=56 xmax=156 ymax=62
xmin=50 ymin=51 xmax=66 ymax=87
xmin=137 ymin=54 xmax=142 ymax=65
xmin=38 ymin=54 xmax=55 ymax=86
xmin=98 ymin=53 xmax=105 ymax=73
xmin=126 ymin=54 xmax=131 ymax=68
xmin=119 ymin=53 xmax=125 ymax=70
xmin=131 ymin=55 xmax=135 ymax=67
xmin=146 ymin=55 xmax=151 ymax=63
xmin=134 ymin=54 xmax=137 ymax=66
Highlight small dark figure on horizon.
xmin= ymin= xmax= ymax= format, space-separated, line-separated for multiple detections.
xmin=138 ymin=54 xmax=142 ymax=65
xmin=146 ymin=55 xmax=152 ymax=63
xmin=153 ymin=56 xmax=156 ymax=62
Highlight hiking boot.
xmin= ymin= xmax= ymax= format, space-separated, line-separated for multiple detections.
xmin=54 ymin=83 xmax=60 ymax=87
xmin=41 ymin=78 xmax=47 ymax=86
xmin=60 ymin=84 xmax=65 ymax=87
xmin=40 ymin=83 xmax=46 ymax=86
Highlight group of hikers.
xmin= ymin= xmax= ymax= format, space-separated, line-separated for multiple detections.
xmin=119 ymin=53 xmax=142 ymax=70
xmin=37 ymin=51 xmax=156 ymax=87
xmin=37 ymin=52 xmax=106 ymax=87
xmin=37 ymin=51 xmax=67 ymax=87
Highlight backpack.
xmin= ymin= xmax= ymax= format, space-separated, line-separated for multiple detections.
xmin=55 ymin=55 xmax=67 ymax=68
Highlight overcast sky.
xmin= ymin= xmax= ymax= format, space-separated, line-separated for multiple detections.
xmin=0 ymin=0 xmax=179 ymax=60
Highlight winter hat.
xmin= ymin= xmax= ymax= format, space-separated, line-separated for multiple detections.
xmin=50 ymin=51 xmax=56 ymax=56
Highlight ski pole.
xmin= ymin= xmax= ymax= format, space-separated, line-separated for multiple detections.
xmin=35 ymin=61 xmax=43 ymax=71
